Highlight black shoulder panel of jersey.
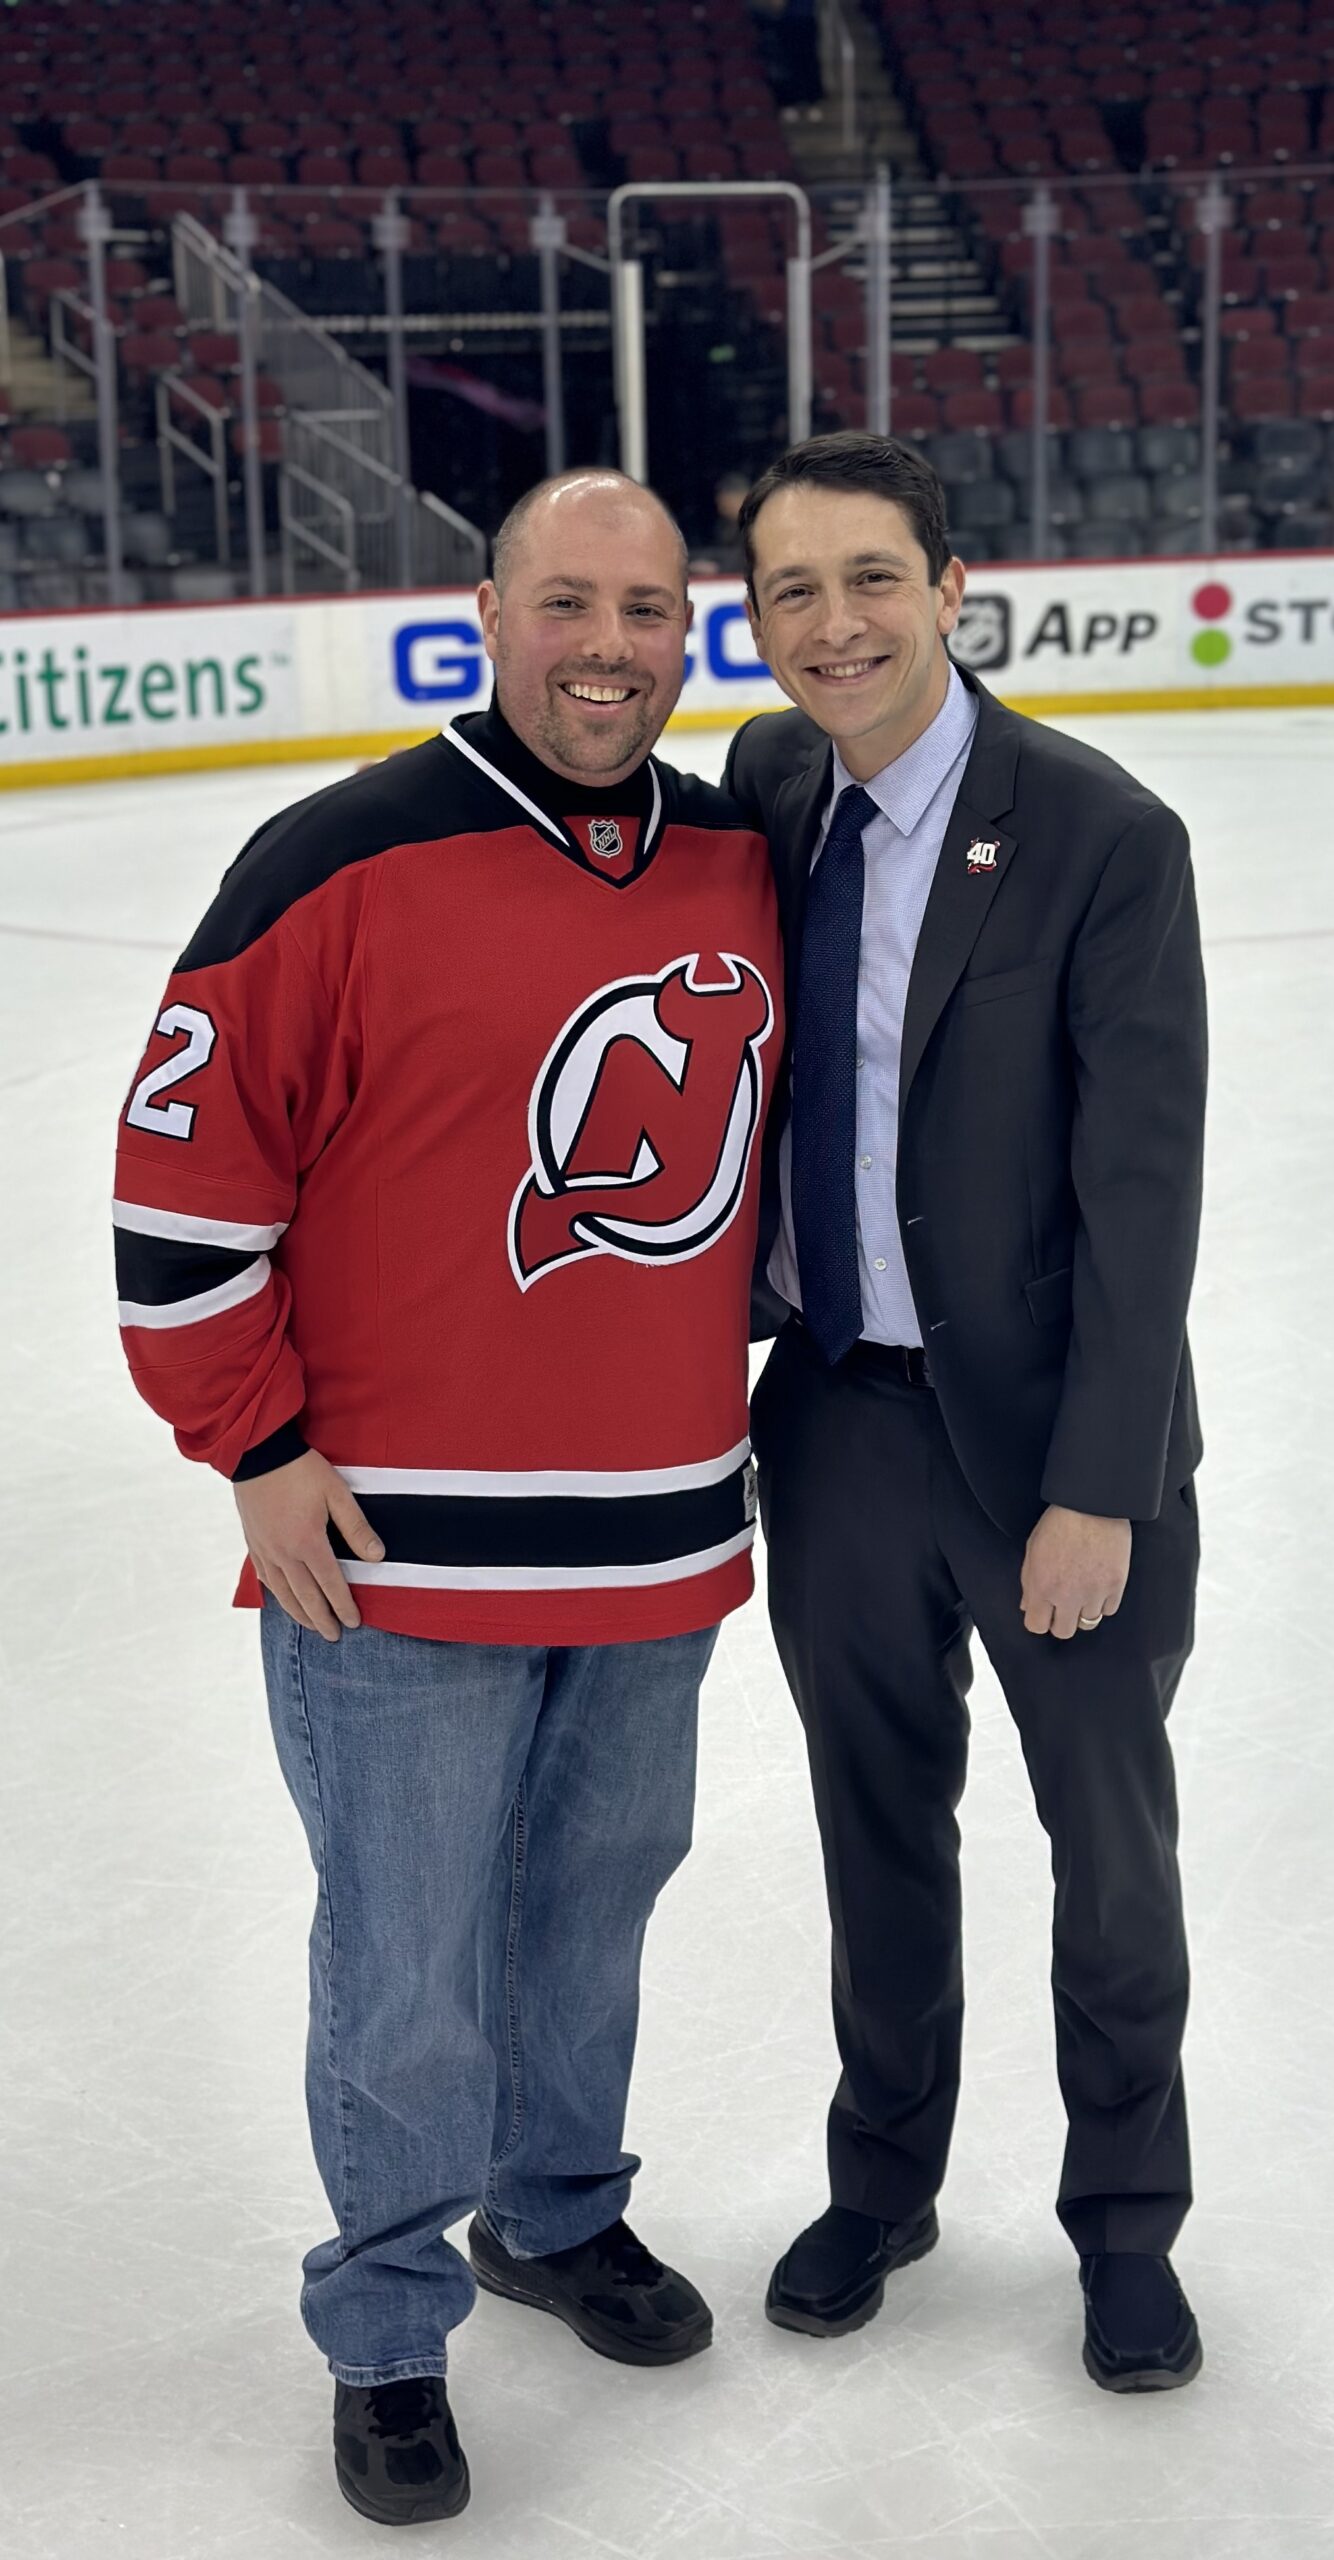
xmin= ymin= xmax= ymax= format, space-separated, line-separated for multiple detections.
xmin=176 ymin=733 xmax=527 ymax=972
xmin=657 ymin=756 xmax=767 ymax=838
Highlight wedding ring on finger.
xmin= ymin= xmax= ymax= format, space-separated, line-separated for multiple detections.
xmin=1078 ymin=1613 xmax=1104 ymax=1631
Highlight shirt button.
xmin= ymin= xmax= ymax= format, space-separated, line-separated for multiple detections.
xmin=873 ymin=1257 xmax=887 ymax=1271
xmin=856 ymin=1055 xmax=865 ymax=1070
xmin=859 ymin=1155 xmax=873 ymax=1170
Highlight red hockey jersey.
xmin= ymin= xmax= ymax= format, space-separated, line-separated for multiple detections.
xmin=114 ymin=722 xmax=783 ymax=1645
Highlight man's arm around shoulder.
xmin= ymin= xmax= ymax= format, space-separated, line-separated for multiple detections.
xmin=722 ymin=706 xmax=824 ymax=834
xmin=721 ymin=712 xmax=764 ymax=817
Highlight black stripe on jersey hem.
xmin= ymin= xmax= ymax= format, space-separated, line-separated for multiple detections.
xmin=114 ymin=1230 xmax=263 ymax=1305
xmin=327 ymin=1468 xmax=750 ymax=1572
xmin=233 ymin=1419 xmax=310 ymax=1481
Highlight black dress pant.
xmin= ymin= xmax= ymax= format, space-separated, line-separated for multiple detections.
xmin=751 ymin=1319 xmax=1198 ymax=2257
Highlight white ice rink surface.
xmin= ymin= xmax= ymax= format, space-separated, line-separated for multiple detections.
xmin=2 ymin=709 xmax=1332 ymax=2559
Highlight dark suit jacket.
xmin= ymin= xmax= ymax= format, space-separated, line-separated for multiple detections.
xmin=723 ymin=666 xmax=1206 ymax=1538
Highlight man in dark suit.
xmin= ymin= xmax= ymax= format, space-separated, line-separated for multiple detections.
xmin=724 ymin=432 xmax=1207 ymax=2393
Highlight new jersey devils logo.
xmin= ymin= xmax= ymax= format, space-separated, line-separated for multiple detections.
xmin=509 ymin=952 xmax=774 ymax=1289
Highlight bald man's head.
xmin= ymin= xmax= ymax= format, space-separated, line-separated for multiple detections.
xmin=477 ymin=471 xmax=693 ymax=785
xmin=492 ymin=470 xmax=689 ymax=598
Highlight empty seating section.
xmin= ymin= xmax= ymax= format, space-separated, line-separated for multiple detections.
xmin=0 ymin=0 xmax=794 ymax=259
xmin=0 ymin=0 xmax=797 ymax=596
xmin=4 ymin=0 xmax=1334 ymax=584
xmin=868 ymin=0 xmax=1334 ymax=546
xmin=0 ymin=0 xmax=813 ymax=573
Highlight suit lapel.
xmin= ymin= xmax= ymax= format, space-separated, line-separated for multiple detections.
xmin=762 ymin=674 xmax=1024 ymax=1122
xmin=771 ymin=738 xmax=831 ymax=1015
xmin=898 ymin=800 xmax=1016 ymax=1117
xmin=898 ymin=681 xmax=1022 ymax=1122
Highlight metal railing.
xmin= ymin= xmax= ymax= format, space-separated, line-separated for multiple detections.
xmin=610 ymin=180 xmax=815 ymax=483
xmin=155 ymin=370 xmax=230 ymax=562
xmin=908 ymin=160 xmax=1333 ymax=561
xmin=174 ymin=212 xmax=392 ymax=460
xmin=276 ymin=414 xmax=488 ymax=594
xmin=171 ymin=204 xmax=485 ymax=594
xmin=49 ymin=287 xmax=98 ymax=418
xmin=79 ymin=186 xmax=124 ymax=600
xmin=417 ymin=488 xmax=493 ymax=584
xmin=2 ymin=162 xmax=1333 ymax=607
xmin=820 ymin=0 xmax=859 ymax=158
xmin=279 ymin=451 xmax=358 ymax=590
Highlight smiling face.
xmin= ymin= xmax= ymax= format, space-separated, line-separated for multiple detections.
xmin=746 ymin=483 xmax=965 ymax=780
xmin=478 ymin=476 xmax=692 ymax=784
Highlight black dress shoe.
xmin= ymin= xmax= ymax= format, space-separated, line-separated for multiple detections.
xmin=468 ymin=2212 xmax=712 ymax=2366
xmin=766 ymin=2202 xmax=940 ymax=2336
xmin=1080 ymin=2253 xmax=1203 ymax=2393
xmin=333 ymin=2375 xmax=470 ymax=2527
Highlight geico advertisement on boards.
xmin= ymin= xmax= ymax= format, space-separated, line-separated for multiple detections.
xmin=383 ymin=563 xmax=1334 ymax=718
xmin=380 ymin=583 xmax=774 ymax=721
xmin=5 ymin=559 xmax=1333 ymax=774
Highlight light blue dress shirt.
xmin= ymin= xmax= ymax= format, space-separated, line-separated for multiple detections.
xmin=770 ymin=661 xmax=980 ymax=1347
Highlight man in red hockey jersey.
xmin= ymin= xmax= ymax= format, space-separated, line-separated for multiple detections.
xmin=114 ymin=471 xmax=782 ymax=2528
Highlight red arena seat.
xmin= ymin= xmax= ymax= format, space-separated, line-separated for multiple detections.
xmin=189 ymin=330 xmax=241 ymax=372
xmin=923 ymin=347 xmax=986 ymax=392
xmin=11 ymin=423 xmax=74 ymax=467
xmin=21 ymin=257 xmax=82 ymax=307
xmin=1231 ymin=375 xmax=1295 ymax=419
xmin=942 ymin=388 xmax=1005 ymax=430
xmin=171 ymin=372 xmax=230 ymax=415
xmin=301 ymin=215 xmax=366 ymax=254
xmin=1139 ymin=379 xmax=1199 ymax=425
xmin=229 ymin=155 xmax=289 ymax=188
xmin=164 ymin=153 xmax=222 ymax=184
xmin=65 ymin=117 xmax=115 ymax=155
xmin=1074 ymin=381 xmax=1140 ymax=427
xmin=121 ymin=329 xmax=184 ymax=377
xmin=231 ymin=416 xmax=285 ymax=459
xmin=105 ymin=256 xmax=150 ymax=298
xmin=887 ymin=392 xmax=942 ymax=434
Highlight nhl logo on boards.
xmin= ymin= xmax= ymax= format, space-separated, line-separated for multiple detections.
xmin=588 ymin=818 xmax=623 ymax=859
xmin=966 ymin=837 xmax=1000 ymax=873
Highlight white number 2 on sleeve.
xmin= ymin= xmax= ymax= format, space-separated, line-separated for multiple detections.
xmin=126 ymin=1002 xmax=218 ymax=1141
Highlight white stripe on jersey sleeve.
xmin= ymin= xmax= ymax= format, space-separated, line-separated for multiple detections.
xmin=118 ymin=1257 xmax=273 ymax=1331
xmin=112 ymin=1199 xmax=288 ymax=1253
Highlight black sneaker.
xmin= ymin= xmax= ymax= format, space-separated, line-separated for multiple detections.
xmin=765 ymin=2203 xmax=940 ymax=2336
xmin=1080 ymin=2253 xmax=1203 ymax=2393
xmin=333 ymin=2375 xmax=470 ymax=2527
xmin=468 ymin=2212 xmax=713 ymax=2366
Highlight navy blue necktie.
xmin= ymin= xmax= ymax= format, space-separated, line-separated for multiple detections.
xmin=790 ymin=783 xmax=877 ymax=1365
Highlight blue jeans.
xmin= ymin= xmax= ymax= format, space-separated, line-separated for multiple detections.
xmin=260 ymin=1599 xmax=715 ymax=2385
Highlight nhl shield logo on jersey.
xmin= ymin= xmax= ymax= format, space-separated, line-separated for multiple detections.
xmin=509 ymin=952 xmax=775 ymax=1289
xmin=587 ymin=817 xmax=623 ymax=859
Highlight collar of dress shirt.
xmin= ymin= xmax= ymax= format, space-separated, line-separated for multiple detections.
xmin=828 ymin=658 xmax=978 ymax=838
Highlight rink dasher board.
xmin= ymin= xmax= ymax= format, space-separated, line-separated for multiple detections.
xmin=2 ymin=562 xmax=1333 ymax=788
